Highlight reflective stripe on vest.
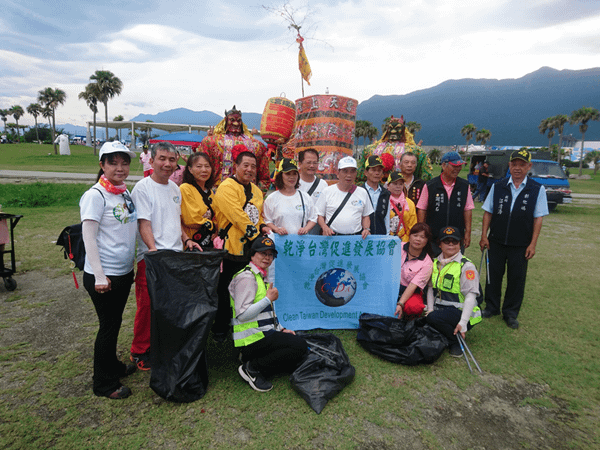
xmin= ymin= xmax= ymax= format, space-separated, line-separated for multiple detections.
xmin=432 ymin=257 xmax=482 ymax=326
xmin=230 ymin=267 xmax=277 ymax=347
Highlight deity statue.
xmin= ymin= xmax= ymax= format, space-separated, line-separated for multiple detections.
xmin=199 ymin=106 xmax=271 ymax=191
xmin=357 ymin=115 xmax=432 ymax=182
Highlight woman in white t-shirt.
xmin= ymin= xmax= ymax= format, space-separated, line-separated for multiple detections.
xmin=80 ymin=141 xmax=138 ymax=400
xmin=263 ymin=158 xmax=317 ymax=236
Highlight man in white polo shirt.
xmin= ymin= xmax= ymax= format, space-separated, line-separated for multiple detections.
xmin=298 ymin=148 xmax=329 ymax=235
xmin=316 ymin=156 xmax=373 ymax=238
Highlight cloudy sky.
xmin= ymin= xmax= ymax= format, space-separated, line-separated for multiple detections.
xmin=2 ymin=0 xmax=600 ymax=127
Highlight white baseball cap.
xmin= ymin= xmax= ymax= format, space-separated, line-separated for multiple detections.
xmin=99 ymin=141 xmax=136 ymax=160
xmin=338 ymin=156 xmax=358 ymax=170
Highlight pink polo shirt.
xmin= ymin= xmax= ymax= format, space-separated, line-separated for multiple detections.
xmin=416 ymin=178 xmax=474 ymax=211
xmin=400 ymin=243 xmax=433 ymax=289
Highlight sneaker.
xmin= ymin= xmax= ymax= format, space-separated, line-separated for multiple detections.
xmin=122 ymin=363 xmax=137 ymax=377
xmin=130 ymin=352 xmax=151 ymax=371
xmin=449 ymin=343 xmax=463 ymax=358
xmin=504 ymin=317 xmax=519 ymax=329
xmin=482 ymin=309 xmax=499 ymax=319
xmin=238 ymin=362 xmax=273 ymax=392
xmin=108 ymin=385 xmax=132 ymax=400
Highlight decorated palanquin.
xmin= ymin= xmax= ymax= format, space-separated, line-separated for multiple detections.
xmin=260 ymin=96 xmax=296 ymax=161
xmin=282 ymin=94 xmax=358 ymax=180
xmin=357 ymin=115 xmax=433 ymax=182
xmin=198 ymin=106 xmax=271 ymax=191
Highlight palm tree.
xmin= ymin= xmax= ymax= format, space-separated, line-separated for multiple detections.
xmin=9 ymin=105 xmax=24 ymax=141
xmin=354 ymin=120 xmax=371 ymax=149
xmin=0 ymin=109 xmax=8 ymax=133
xmin=381 ymin=117 xmax=392 ymax=133
xmin=114 ymin=114 xmax=124 ymax=141
xmin=461 ymin=124 xmax=477 ymax=151
xmin=538 ymin=117 xmax=555 ymax=149
xmin=428 ymin=148 xmax=442 ymax=164
xmin=41 ymin=106 xmax=53 ymax=129
xmin=79 ymin=83 xmax=100 ymax=154
xmin=476 ymin=129 xmax=492 ymax=146
xmin=570 ymin=106 xmax=600 ymax=175
xmin=584 ymin=150 xmax=600 ymax=175
xmin=89 ymin=70 xmax=123 ymax=142
xmin=26 ymin=103 xmax=42 ymax=143
xmin=552 ymin=114 xmax=569 ymax=162
xmin=38 ymin=87 xmax=67 ymax=154
xmin=366 ymin=125 xmax=379 ymax=143
xmin=405 ymin=121 xmax=421 ymax=136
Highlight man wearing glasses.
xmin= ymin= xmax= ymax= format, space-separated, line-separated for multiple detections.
xmin=298 ymin=148 xmax=329 ymax=235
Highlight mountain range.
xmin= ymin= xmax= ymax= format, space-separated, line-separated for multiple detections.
xmin=61 ymin=67 xmax=600 ymax=146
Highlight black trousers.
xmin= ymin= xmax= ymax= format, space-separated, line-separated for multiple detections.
xmin=83 ymin=270 xmax=134 ymax=397
xmin=484 ymin=240 xmax=528 ymax=320
xmin=240 ymin=331 xmax=308 ymax=377
xmin=425 ymin=305 xmax=472 ymax=346
xmin=213 ymin=257 xmax=249 ymax=336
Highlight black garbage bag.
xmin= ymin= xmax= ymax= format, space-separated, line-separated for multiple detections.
xmin=145 ymin=249 xmax=225 ymax=403
xmin=290 ymin=333 xmax=355 ymax=414
xmin=357 ymin=313 xmax=448 ymax=365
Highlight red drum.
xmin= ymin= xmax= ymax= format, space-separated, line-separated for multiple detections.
xmin=290 ymin=95 xmax=358 ymax=180
xmin=260 ymin=97 xmax=296 ymax=144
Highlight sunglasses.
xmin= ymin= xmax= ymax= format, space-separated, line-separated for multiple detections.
xmin=441 ymin=239 xmax=460 ymax=245
xmin=122 ymin=192 xmax=135 ymax=214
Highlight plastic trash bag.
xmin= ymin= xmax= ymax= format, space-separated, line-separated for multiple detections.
xmin=357 ymin=313 xmax=448 ymax=366
xmin=145 ymin=249 xmax=226 ymax=403
xmin=290 ymin=333 xmax=355 ymax=414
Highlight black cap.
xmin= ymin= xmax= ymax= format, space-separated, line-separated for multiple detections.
xmin=276 ymin=158 xmax=299 ymax=174
xmin=438 ymin=226 xmax=462 ymax=242
xmin=510 ymin=149 xmax=531 ymax=162
xmin=387 ymin=170 xmax=405 ymax=183
xmin=251 ymin=235 xmax=278 ymax=256
xmin=365 ymin=155 xmax=384 ymax=169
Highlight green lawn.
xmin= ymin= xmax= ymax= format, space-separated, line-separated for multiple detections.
xmin=0 ymin=184 xmax=599 ymax=449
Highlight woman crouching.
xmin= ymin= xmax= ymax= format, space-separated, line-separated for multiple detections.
xmin=229 ymin=236 xmax=307 ymax=392
xmin=425 ymin=226 xmax=482 ymax=357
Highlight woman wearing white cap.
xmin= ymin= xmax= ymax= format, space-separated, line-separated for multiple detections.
xmin=79 ymin=141 xmax=138 ymax=399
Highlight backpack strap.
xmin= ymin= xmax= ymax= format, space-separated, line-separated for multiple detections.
xmin=327 ymin=186 xmax=356 ymax=228
xmin=307 ymin=176 xmax=321 ymax=196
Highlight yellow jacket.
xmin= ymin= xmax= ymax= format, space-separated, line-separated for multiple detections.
xmin=389 ymin=197 xmax=417 ymax=242
xmin=180 ymin=183 xmax=215 ymax=240
xmin=213 ymin=176 xmax=265 ymax=258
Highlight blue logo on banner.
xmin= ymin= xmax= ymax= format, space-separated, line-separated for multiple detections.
xmin=315 ymin=268 xmax=357 ymax=307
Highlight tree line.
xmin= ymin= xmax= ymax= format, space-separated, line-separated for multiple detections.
xmin=0 ymin=70 xmax=122 ymax=156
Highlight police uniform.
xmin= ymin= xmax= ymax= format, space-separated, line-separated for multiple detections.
xmin=426 ymin=248 xmax=482 ymax=348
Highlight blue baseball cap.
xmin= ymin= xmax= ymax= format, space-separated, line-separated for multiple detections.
xmin=441 ymin=151 xmax=465 ymax=166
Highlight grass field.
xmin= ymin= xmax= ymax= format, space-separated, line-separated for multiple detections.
xmin=1 ymin=146 xmax=599 ymax=449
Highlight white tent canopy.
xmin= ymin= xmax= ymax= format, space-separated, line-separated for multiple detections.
xmin=85 ymin=120 xmax=211 ymax=146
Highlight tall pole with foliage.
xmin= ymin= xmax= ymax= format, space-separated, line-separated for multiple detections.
xmin=570 ymin=107 xmax=600 ymax=176
xmin=553 ymin=114 xmax=569 ymax=163
xmin=89 ymin=70 xmax=123 ymax=142
xmin=26 ymin=103 xmax=42 ymax=143
xmin=461 ymin=123 xmax=477 ymax=151
xmin=9 ymin=105 xmax=24 ymax=141
xmin=79 ymin=83 xmax=100 ymax=155
xmin=38 ymin=87 xmax=67 ymax=154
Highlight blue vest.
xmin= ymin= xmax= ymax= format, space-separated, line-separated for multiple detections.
xmin=489 ymin=177 xmax=540 ymax=247
xmin=426 ymin=176 xmax=469 ymax=240
xmin=361 ymin=183 xmax=390 ymax=235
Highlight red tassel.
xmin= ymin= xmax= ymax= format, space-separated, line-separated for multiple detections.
xmin=72 ymin=271 xmax=79 ymax=289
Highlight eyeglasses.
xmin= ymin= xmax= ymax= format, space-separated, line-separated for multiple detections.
xmin=441 ymin=239 xmax=460 ymax=245
xmin=259 ymin=251 xmax=276 ymax=259
xmin=122 ymin=192 xmax=135 ymax=214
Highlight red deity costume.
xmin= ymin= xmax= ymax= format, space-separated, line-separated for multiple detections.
xmin=199 ymin=106 xmax=271 ymax=192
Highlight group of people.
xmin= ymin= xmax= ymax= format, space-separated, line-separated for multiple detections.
xmin=79 ymin=139 xmax=547 ymax=400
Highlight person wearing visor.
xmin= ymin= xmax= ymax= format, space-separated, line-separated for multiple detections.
xmin=230 ymin=236 xmax=307 ymax=392
xmin=80 ymin=141 xmax=138 ymax=399
xmin=417 ymin=151 xmax=474 ymax=254
xmin=263 ymin=158 xmax=317 ymax=236
xmin=387 ymin=170 xmax=417 ymax=242
xmin=425 ymin=226 xmax=482 ymax=357
xmin=480 ymin=149 xmax=548 ymax=329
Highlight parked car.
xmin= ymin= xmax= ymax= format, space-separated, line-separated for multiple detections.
xmin=467 ymin=150 xmax=571 ymax=211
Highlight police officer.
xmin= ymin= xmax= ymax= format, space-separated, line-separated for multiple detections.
xmin=480 ymin=149 xmax=548 ymax=329
xmin=426 ymin=226 xmax=482 ymax=357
